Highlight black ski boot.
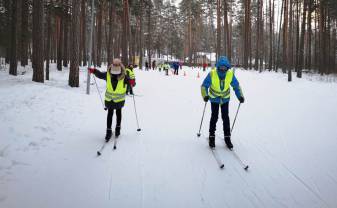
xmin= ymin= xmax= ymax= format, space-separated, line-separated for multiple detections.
xmin=115 ymin=126 xmax=121 ymax=138
xmin=105 ymin=128 xmax=112 ymax=142
xmin=225 ymin=136 xmax=233 ymax=150
xmin=209 ymin=135 xmax=215 ymax=149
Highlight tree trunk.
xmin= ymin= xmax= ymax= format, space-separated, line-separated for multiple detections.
xmin=243 ymin=0 xmax=251 ymax=69
xmin=216 ymin=0 xmax=221 ymax=60
xmin=32 ymin=0 xmax=44 ymax=83
xmin=9 ymin=0 xmax=18 ymax=76
xmin=69 ymin=0 xmax=80 ymax=87
xmin=63 ymin=0 xmax=69 ymax=68
xmin=46 ymin=1 xmax=52 ymax=80
xmin=306 ymin=2 xmax=312 ymax=71
xmin=282 ymin=0 xmax=290 ymax=80
xmin=288 ymin=0 xmax=293 ymax=70
xmin=298 ymin=0 xmax=307 ymax=78
xmin=223 ymin=0 xmax=231 ymax=61
xmin=147 ymin=6 xmax=152 ymax=68
xmin=255 ymin=0 xmax=261 ymax=71
xmin=139 ymin=0 xmax=143 ymax=69
xmin=57 ymin=13 xmax=63 ymax=71
xmin=4 ymin=0 xmax=12 ymax=64
xmin=259 ymin=0 xmax=264 ymax=71
xmin=122 ymin=0 xmax=129 ymax=64
xmin=80 ymin=0 xmax=87 ymax=66
xmin=20 ymin=0 xmax=29 ymax=66
xmin=107 ymin=1 xmax=113 ymax=65
xmin=97 ymin=2 xmax=103 ymax=66
xmin=295 ymin=0 xmax=300 ymax=73
xmin=268 ymin=0 xmax=273 ymax=70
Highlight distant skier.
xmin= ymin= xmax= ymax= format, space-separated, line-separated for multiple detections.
xmin=89 ymin=58 xmax=131 ymax=141
xmin=203 ymin=62 xmax=207 ymax=71
xmin=173 ymin=62 xmax=179 ymax=75
xmin=163 ymin=62 xmax=169 ymax=76
xmin=158 ymin=63 xmax=162 ymax=72
xmin=145 ymin=61 xmax=149 ymax=71
xmin=152 ymin=60 xmax=156 ymax=70
xmin=126 ymin=64 xmax=136 ymax=95
xmin=201 ymin=56 xmax=244 ymax=149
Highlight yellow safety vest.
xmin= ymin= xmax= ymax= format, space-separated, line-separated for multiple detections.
xmin=105 ymin=72 xmax=127 ymax=103
xmin=209 ymin=69 xmax=234 ymax=99
xmin=126 ymin=68 xmax=135 ymax=79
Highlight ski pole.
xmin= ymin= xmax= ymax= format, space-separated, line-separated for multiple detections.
xmin=92 ymin=74 xmax=107 ymax=111
xmin=197 ymin=102 xmax=207 ymax=137
xmin=230 ymin=103 xmax=241 ymax=134
xmin=132 ymin=93 xmax=141 ymax=131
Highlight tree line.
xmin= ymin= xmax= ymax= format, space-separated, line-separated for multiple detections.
xmin=0 ymin=0 xmax=336 ymax=86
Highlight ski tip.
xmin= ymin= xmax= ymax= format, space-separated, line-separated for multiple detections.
xmin=244 ymin=165 xmax=249 ymax=171
xmin=97 ymin=151 xmax=101 ymax=156
xmin=220 ymin=164 xmax=225 ymax=169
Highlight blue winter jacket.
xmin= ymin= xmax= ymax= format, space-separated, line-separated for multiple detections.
xmin=201 ymin=69 xmax=243 ymax=104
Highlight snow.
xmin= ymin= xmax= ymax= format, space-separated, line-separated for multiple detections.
xmin=1 ymin=64 xmax=337 ymax=208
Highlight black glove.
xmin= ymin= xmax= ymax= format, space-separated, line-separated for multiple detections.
xmin=238 ymin=97 xmax=245 ymax=103
xmin=203 ymin=95 xmax=209 ymax=102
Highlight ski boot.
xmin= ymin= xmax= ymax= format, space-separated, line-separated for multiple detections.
xmin=115 ymin=126 xmax=121 ymax=138
xmin=225 ymin=136 xmax=233 ymax=150
xmin=105 ymin=128 xmax=112 ymax=142
xmin=209 ymin=135 xmax=215 ymax=149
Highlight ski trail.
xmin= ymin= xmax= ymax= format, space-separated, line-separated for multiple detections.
xmin=281 ymin=163 xmax=330 ymax=208
xmin=327 ymin=172 xmax=337 ymax=185
xmin=255 ymin=137 xmax=330 ymax=207
xmin=108 ymin=171 xmax=113 ymax=200
xmin=253 ymin=136 xmax=329 ymax=207
xmin=138 ymin=133 xmax=145 ymax=208
xmin=0 ymin=145 xmax=10 ymax=157
xmin=107 ymin=141 xmax=114 ymax=200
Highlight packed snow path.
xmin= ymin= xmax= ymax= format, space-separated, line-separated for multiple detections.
xmin=1 ymin=65 xmax=337 ymax=208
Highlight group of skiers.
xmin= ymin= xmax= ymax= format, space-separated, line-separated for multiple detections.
xmin=89 ymin=55 xmax=244 ymax=150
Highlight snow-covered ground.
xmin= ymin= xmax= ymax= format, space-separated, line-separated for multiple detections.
xmin=1 ymin=64 xmax=337 ymax=208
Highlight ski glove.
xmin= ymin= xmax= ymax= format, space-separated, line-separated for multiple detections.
xmin=238 ymin=97 xmax=245 ymax=103
xmin=88 ymin=67 xmax=95 ymax=74
xmin=203 ymin=95 xmax=210 ymax=102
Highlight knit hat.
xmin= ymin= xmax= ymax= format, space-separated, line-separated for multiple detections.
xmin=110 ymin=58 xmax=122 ymax=75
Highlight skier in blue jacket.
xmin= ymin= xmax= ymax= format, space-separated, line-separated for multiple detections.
xmin=201 ymin=56 xmax=244 ymax=149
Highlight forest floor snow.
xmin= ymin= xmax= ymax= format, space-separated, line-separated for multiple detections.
xmin=1 ymin=64 xmax=337 ymax=208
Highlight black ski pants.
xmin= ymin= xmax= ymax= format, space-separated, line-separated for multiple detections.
xmin=209 ymin=102 xmax=230 ymax=137
xmin=107 ymin=108 xmax=122 ymax=129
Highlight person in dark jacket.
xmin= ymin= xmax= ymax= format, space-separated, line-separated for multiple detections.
xmin=173 ymin=62 xmax=179 ymax=75
xmin=152 ymin=60 xmax=156 ymax=70
xmin=89 ymin=58 xmax=131 ymax=141
xmin=145 ymin=61 xmax=149 ymax=71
